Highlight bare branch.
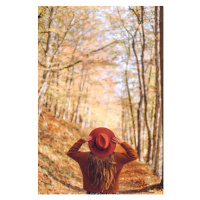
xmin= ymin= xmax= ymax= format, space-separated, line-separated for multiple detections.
xmin=39 ymin=40 xmax=120 ymax=72
xmin=53 ymin=14 xmax=76 ymax=58
xmin=89 ymin=40 xmax=120 ymax=54
xmin=129 ymin=6 xmax=141 ymax=24
xmin=117 ymin=8 xmax=133 ymax=38
xmin=38 ymin=39 xmax=46 ymax=54
xmin=38 ymin=60 xmax=46 ymax=68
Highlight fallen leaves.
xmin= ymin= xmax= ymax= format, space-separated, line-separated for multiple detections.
xmin=38 ymin=108 xmax=163 ymax=194
xmin=119 ymin=160 xmax=163 ymax=194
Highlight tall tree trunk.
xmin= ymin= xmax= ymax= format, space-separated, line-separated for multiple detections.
xmin=159 ymin=6 xmax=164 ymax=186
xmin=124 ymin=108 xmax=128 ymax=142
xmin=72 ymin=64 xmax=88 ymax=124
xmin=140 ymin=6 xmax=152 ymax=164
xmin=127 ymin=120 xmax=131 ymax=144
xmin=125 ymin=56 xmax=137 ymax=148
xmin=129 ymin=121 xmax=134 ymax=146
xmin=81 ymin=86 xmax=89 ymax=129
xmin=121 ymin=89 xmax=125 ymax=140
xmin=146 ymin=63 xmax=153 ymax=164
xmin=87 ymin=103 xmax=91 ymax=128
xmin=65 ymin=66 xmax=75 ymax=120
xmin=55 ymin=65 xmax=60 ymax=118
xmin=137 ymin=99 xmax=144 ymax=162
xmin=152 ymin=6 xmax=161 ymax=167
xmin=62 ymin=69 xmax=70 ymax=120
xmin=155 ymin=107 xmax=162 ymax=176
xmin=132 ymin=31 xmax=144 ymax=162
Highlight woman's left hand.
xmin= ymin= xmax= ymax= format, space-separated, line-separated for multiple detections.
xmin=111 ymin=137 xmax=124 ymax=144
xmin=82 ymin=136 xmax=92 ymax=142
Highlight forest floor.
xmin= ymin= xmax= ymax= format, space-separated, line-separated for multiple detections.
xmin=38 ymin=108 xmax=163 ymax=195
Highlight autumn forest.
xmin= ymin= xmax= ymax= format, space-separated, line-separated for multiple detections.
xmin=38 ymin=6 xmax=163 ymax=194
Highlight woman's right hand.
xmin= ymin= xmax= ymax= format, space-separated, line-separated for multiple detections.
xmin=82 ymin=136 xmax=92 ymax=142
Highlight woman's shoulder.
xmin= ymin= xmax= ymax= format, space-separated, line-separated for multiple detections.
xmin=114 ymin=151 xmax=126 ymax=159
xmin=114 ymin=151 xmax=131 ymax=164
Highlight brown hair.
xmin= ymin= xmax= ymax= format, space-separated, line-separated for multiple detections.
xmin=86 ymin=152 xmax=116 ymax=192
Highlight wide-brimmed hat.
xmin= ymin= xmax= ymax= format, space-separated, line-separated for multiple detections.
xmin=88 ymin=127 xmax=116 ymax=157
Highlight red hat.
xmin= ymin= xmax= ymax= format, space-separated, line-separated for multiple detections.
xmin=88 ymin=127 xmax=116 ymax=157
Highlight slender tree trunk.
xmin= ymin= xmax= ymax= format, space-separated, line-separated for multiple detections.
xmin=159 ymin=6 xmax=164 ymax=186
xmin=128 ymin=121 xmax=131 ymax=144
xmin=121 ymin=89 xmax=125 ymax=140
xmin=55 ymin=67 xmax=60 ymax=117
xmin=125 ymin=59 xmax=137 ymax=148
xmin=147 ymin=64 xmax=154 ymax=156
xmin=87 ymin=105 xmax=91 ymax=128
xmin=121 ymin=108 xmax=124 ymax=140
xmin=140 ymin=6 xmax=152 ymax=164
xmin=81 ymin=86 xmax=88 ymax=129
xmin=152 ymin=6 xmax=161 ymax=168
xmin=129 ymin=122 xmax=134 ymax=146
xmin=138 ymin=100 xmax=144 ymax=162
xmin=132 ymin=30 xmax=144 ymax=162
xmin=124 ymin=108 xmax=128 ymax=142
xmin=65 ymin=66 xmax=75 ymax=120
xmin=72 ymin=65 xmax=88 ymax=124
xmin=49 ymin=72 xmax=54 ymax=113
xmin=53 ymin=72 xmax=57 ymax=117
xmin=62 ymin=70 xmax=70 ymax=120
xmin=155 ymin=107 xmax=162 ymax=176
xmin=147 ymin=65 xmax=152 ymax=94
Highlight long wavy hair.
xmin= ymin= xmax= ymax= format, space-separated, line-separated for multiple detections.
xmin=86 ymin=152 xmax=116 ymax=192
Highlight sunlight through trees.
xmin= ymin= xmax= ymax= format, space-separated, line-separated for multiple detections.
xmin=38 ymin=6 xmax=163 ymax=181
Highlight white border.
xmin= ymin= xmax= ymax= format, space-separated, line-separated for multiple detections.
xmin=37 ymin=0 xmax=163 ymax=6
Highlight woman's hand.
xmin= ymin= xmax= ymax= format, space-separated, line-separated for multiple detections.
xmin=82 ymin=136 xmax=92 ymax=142
xmin=111 ymin=137 xmax=124 ymax=144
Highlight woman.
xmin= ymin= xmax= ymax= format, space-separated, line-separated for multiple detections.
xmin=67 ymin=127 xmax=138 ymax=194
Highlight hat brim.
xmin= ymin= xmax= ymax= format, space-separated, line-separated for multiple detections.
xmin=88 ymin=127 xmax=116 ymax=157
